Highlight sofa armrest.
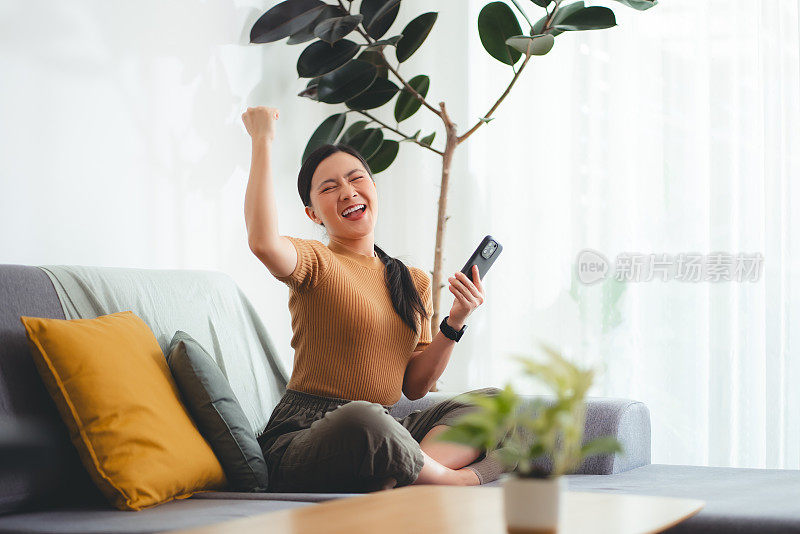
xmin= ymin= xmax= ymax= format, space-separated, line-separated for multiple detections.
xmin=389 ymin=391 xmax=651 ymax=475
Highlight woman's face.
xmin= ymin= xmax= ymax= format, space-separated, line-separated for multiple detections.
xmin=306 ymin=151 xmax=377 ymax=237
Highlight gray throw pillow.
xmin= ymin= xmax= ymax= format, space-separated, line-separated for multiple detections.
xmin=167 ymin=330 xmax=268 ymax=492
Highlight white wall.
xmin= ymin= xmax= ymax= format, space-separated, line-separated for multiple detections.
xmin=0 ymin=0 xmax=484 ymax=384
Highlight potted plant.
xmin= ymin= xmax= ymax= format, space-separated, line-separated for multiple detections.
xmin=435 ymin=342 xmax=625 ymax=533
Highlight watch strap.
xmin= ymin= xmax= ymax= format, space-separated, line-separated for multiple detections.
xmin=440 ymin=316 xmax=466 ymax=342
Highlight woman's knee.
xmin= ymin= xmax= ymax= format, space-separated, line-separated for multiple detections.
xmin=323 ymin=401 xmax=399 ymax=445
xmin=326 ymin=401 xmax=422 ymax=486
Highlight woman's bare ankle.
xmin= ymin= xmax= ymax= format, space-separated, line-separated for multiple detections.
xmin=458 ymin=467 xmax=480 ymax=485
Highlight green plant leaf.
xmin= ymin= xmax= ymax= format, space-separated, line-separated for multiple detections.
xmin=296 ymin=39 xmax=359 ymax=78
xmin=531 ymin=0 xmax=552 ymax=7
xmin=302 ymin=113 xmax=346 ymax=163
xmin=478 ymin=2 xmax=523 ymax=65
xmin=479 ymin=116 xmax=494 ymax=123
xmin=532 ymin=1 xmax=584 ymax=37
xmin=360 ymin=0 xmax=401 ymax=40
xmin=420 ymin=131 xmax=435 ymax=146
xmin=314 ymin=14 xmax=364 ymax=44
xmin=396 ymin=12 xmax=438 ymax=63
xmin=317 ymin=60 xmax=378 ymax=103
xmin=345 ymin=127 xmax=384 ymax=159
xmin=345 ymin=77 xmax=399 ymax=110
xmin=393 ymin=74 xmax=429 ymax=122
xmin=297 ymin=83 xmax=319 ymax=100
xmin=357 ymin=50 xmax=390 ymax=78
xmin=251 ymin=0 xmax=327 ymax=43
xmin=364 ymin=35 xmax=403 ymax=50
xmin=367 ymin=139 xmax=399 ymax=173
xmin=552 ymin=1 xmax=586 ymax=25
xmin=612 ymin=0 xmax=657 ymax=11
xmin=287 ymin=5 xmax=346 ymax=45
xmin=580 ymin=436 xmax=624 ymax=458
xmin=505 ymin=33 xmax=555 ymax=56
xmin=339 ymin=121 xmax=369 ymax=145
xmin=492 ymin=445 xmax=524 ymax=471
xmin=552 ymin=6 xmax=616 ymax=31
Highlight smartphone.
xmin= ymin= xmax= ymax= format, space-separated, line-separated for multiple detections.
xmin=460 ymin=235 xmax=502 ymax=282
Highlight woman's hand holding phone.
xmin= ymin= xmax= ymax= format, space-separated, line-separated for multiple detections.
xmin=447 ymin=264 xmax=485 ymax=327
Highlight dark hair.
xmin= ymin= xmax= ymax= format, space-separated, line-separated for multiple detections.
xmin=298 ymin=143 xmax=428 ymax=336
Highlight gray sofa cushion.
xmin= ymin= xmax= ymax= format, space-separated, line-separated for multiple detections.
xmin=167 ymin=331 xmax=269 ymax=492
xmin=0 ymin=265 xmax=104 ymax=514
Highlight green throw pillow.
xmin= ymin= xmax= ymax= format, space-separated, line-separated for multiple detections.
xmin=167 ymin=331 xmax=268 ymax=492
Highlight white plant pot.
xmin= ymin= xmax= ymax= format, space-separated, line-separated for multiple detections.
xmin=501 ymin=474 xmax=566 ymax=534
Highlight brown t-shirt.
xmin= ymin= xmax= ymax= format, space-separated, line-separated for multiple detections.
xmin=274 ymin=236 xmax=433 ymax=405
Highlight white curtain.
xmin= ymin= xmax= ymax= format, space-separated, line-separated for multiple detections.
xmin=455 ymin=0 xmax=800 ymax=469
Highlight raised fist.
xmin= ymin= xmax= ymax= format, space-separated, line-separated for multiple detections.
xmin=242 ymin=106 xmax=279 ymax=142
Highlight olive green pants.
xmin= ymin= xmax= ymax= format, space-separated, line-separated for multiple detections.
xmin=257 ymin=387 xmax=506 ymax=493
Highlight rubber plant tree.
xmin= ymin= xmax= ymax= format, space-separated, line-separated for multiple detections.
xmin=250 ymin=0 xmax=658 ymax=383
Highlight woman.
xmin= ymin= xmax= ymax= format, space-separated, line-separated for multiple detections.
xmin=242 ymin=105 xmax=507 ymax=493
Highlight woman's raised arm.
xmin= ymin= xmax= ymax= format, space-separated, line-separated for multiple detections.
xmin=242 ymin=106 xmax=297 ymax=279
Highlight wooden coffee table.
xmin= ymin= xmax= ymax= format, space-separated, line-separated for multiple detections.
xmin=166 ymin=485 xmax=704 ymax=534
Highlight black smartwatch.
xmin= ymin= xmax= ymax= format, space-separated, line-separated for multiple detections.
xmin=440 ymin=316 xmax=467 ymax=342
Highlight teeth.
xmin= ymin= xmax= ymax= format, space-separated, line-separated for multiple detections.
xmin=342 ymin=204 xmax=366 ymax=216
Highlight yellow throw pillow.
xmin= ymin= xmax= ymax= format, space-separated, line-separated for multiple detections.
xmin=20 ymin=310 xmax=227 ymax=511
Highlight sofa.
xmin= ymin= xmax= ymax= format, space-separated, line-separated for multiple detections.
xmin=0 ymin=263 xmax=797 ymax=533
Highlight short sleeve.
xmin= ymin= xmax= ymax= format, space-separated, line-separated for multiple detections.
xmin=273 ymin=236 xmax=333 ymax=293
xmin=411 ymin=267 xmax=434 ymax=352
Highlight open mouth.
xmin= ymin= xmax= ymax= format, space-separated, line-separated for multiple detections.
xmin=341 ymin=204 xmax=367 ymax=220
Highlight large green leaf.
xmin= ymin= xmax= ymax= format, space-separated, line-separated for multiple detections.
xmin=478 ymin=2 xmax=523 ymax=65
xmin=612 ymin=0 xmax=657 ymax=10
xmin=296 ymin=39 xmax=359 ymax=78
xmin=339 ymin=121 xmax=369 ymax=145
xmin=395 ymin=12 xmax=437 ymax=63
xmin=367 ymin=140 xmax=399 ymax=173
xmin=302 ymin=113 xmax=346 ymax=163
xmin=360 ymin=0 xmax=401 ymax=40
xmin=314 ymin=14 xmax=363 ymax=44
xmin=553 ymin=6 xmax=616 ymax=31
xmin=532 ymin=1 xmax=585 ymax=36
xmin=357 ymin=50 xmax=390 ymax=78
xmin=250 ymin=0 xmax=326 ymax=43
xmin=286 ymin=5 xmax=345 ymax=45
xmin=346 ymin=128 xmax=384 ymax=160
xmin=531 ymin=0 xmax=552 ymax=7
xmin=393 ymin=74 xmax=429 ymax=122
xmin=317 ymin=60 xmax=378 ymax=103
xmin=345 ymin=77 xmax=399 ymax=110
xmin=505 ymin=33 xmax=555 ymax=56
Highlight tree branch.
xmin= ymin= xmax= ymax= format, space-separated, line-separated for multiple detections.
xmin=381 ymin=58 xmax=442 ymax=118
xmin=458 ymin=0 xmax=564 ymax=144
xmin=356 ymin=110 xmax=444 ymax=156
xmin=350 ymin=19 xmax=443 ymax=119
xmin=457 ymin=53 xmax=531 ymax=144
xmin=544 ymin=0 xmax=564 ymax=31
